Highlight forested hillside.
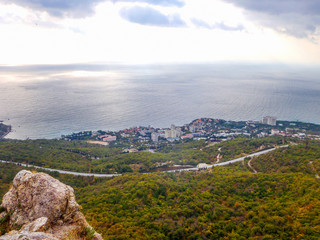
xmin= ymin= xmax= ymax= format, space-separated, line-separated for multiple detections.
xmin=76 ymin=169 xmax=319 ymax=239
xmin=249 ymin=141 xmax=320 ymax=175
xmin=0 ymin=136 xmax=285 ymax=174
xmin=1 ymin=138 xmax=320 ymax=239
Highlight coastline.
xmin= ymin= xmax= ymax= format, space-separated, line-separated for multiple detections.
xmin=3 ymin=117 xmax=320 ymax=140
xmin=0 ymin=123 xmax=11 ymax=139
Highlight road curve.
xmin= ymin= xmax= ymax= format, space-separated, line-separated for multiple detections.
xmin=165 ymin=147 xmax=276 ymax=173
xmin=0 ymin=160 xmax=120 ymax=177
xmin=0 ymin=147 xmax=279 ymax=177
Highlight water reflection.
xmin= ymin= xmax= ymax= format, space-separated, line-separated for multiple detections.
xmin=1 ymin=63 xmax=319 ymax=139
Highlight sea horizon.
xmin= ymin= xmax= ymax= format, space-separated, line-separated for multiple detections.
xmin=1 ymin=63 xmax=320 ymax=140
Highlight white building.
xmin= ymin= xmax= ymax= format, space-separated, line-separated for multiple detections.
xmin=271 ymin=129 xmax=280 ymax=135
xmin=257 ymin=132 xmax=269 ymax=138
xmin=197 ymin=163 xmax=210 ymax=169
xmin=298 ymin=133 xmax=306 ymax=138
xmin=151 ymin=132 xmax=159 ymax=142
xmin=165 ymin=124 xmax=182 ymax=139
xmin=261 ymin=116 xmax=277 ymax=126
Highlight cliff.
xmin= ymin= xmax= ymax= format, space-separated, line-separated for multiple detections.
xmin=0 ymin=170 xmax=103 ymax=240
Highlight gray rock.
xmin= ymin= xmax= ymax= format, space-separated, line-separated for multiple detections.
xmin=20 ymin=217 xmax=49 ymax=233
xmin=0 ymin=232 xmax=59 ymax=240
xmin=0 ymin=170 xmax=103 ymax=240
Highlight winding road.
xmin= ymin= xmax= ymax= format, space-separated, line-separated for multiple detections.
xmin=0 ymin=147 xmax=278 ymax=177
xmin=0 ymin=160 xmax=120 ymax=177
xmin=248 ymin=158 xmax=258 ymax=173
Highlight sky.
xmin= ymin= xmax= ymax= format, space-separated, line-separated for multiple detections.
xmin=1 ymin=0 xmax=320 ymax=65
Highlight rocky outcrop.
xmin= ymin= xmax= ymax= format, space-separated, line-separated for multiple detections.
xmin=0 ymin=170 xmax=103 ymax=240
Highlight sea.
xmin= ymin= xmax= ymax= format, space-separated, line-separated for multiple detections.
xmin=1 ymin=63 xmax=320 ymax=139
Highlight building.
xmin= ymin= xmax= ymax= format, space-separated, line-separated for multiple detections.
xmin=271 ymin=129 xmax=280 ymax=135
xmin=257 ymin=132 xmax=269 ymax=138
xmin=189 ymin=125 xmax=197 ymax=133
xmin=164 ymin=129 xmax=181 ymax=139
xmin=151 ymin=132 xmax=159 ymax=142
xmin=261 ymin=116 xmax=277 ymax=126
xmin=197 ymin=163 xmax=210 ymax=169
xmin=101 ymin=135 xmax=117 ymax=142
xmin=297 ymin=133 xmax=306 ymax=139
xmin=165 ymin=124 xmax=182 ymax=139
xmin=285 ymin=128 xmax=295 ymax=135
xmin=181 ymin=133 xmax=194 ymax=140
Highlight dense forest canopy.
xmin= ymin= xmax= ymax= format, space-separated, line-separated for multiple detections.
xmin=0 ymin=136 xmax=286 ymax=174
xmin=1 ymin=138 xmax=320 ymax=239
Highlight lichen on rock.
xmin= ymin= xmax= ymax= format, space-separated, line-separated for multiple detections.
xmin=0 ymin=170 xmax=103 ymax=240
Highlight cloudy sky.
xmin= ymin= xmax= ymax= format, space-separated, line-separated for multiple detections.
xmin=1 ymin=0 xmax=320 ymax=65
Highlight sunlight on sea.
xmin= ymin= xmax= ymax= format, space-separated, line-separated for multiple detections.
xmin=1 ymin=63 xmax=320 ymax=139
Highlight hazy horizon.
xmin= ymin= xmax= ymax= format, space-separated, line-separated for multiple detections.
xmin=1 ymin=0 xmax=320 ymax=138
xmin=1 ymin=63 xmax=320 ymax=139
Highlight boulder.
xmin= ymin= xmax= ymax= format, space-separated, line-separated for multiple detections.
xmin=0 ymin=170 xmax=103 ymax=240
xmin=0 ymin=231 xmax=59 ymax=240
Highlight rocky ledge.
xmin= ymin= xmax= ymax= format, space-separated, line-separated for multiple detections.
xmin=0 ymin=170 xmax=103 ymax=240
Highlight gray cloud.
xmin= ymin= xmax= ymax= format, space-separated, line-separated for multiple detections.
xmin=120 ymin=6 xmax=185 ymax=27
xmin=3 ymin=0 xmax=104 ymax=18
xmin=192 ymin=18 xmax=244 ymax=31
xmin=114 ymin=0 xmax=185 ymax=7
xmin=223 ymin=0 xmax=320 ymax=38
xmin=3 ymin=0 xmax=184 ymax=18
xmin=224 ymin=0 xmax=320 ymax=15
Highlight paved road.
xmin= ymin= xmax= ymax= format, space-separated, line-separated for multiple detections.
xmin=0 ymin=147 xmax=279 ymax=177
xmin=165 ymin=147 xmax=276 ymax=173
xmin=0 ymin=160 xmax=120 ymax=177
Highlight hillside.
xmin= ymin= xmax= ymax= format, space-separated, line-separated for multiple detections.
xmin=75 ymin=169 xmax=320 ymax=239
xmin=248 ymin=141 xmax=320 ymax=175
xmin=0 ymin=136 xmax=286 ymax=174
xmin=1 ymin=138 xmax=320 ymax=239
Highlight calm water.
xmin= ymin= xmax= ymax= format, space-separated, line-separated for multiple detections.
xmin=1 ymin=63 xmax=320 ymax=139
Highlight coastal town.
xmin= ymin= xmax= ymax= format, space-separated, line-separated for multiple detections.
xmin=61 ymin=116 xmax=320 ymax=151
xmin=1 ymin=116 xmax=320 ymax=175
